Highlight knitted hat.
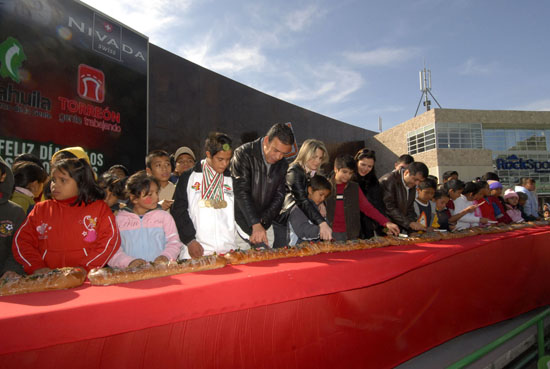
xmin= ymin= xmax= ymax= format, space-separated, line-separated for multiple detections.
xmin=504 ymin=189 xmax=518 ymax=199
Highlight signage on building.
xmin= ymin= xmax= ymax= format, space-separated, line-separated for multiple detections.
xmin=496 ymin=155 xmax=550 ymax=173
xmin=0 ymin=0 xmax=148 ymax=173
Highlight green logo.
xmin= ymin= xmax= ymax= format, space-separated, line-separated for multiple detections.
xmin=0 ymin=37 xmax=26 ymax=83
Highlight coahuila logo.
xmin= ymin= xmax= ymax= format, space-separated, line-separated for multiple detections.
xmin=0 ymin=37 xmax=26 ymax=83
xmin=78 ymin=64 xmax=105 ymax=103
xmin=496 ymin=155 xmax=550 ymax=173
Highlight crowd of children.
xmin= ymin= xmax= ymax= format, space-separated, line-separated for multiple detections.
xmin=0 ymin=138 xmax=547 ymax=278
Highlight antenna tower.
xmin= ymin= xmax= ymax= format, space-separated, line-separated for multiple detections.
xmin=415 ymin=65 xmax=442 ymax=117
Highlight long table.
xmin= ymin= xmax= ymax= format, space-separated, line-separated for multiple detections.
xmin=1 ymin=226 xmax=549 ymax=369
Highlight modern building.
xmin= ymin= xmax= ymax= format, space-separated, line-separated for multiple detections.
xmin=368 ymin=108 xmax=550 ymax=206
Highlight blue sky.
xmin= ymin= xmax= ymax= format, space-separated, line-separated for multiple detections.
xmin=81 ymin=0 xmax=550 ymax=132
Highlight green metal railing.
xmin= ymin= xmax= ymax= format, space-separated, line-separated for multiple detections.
xmin=447 ymin=307 xmax=550 ymax=369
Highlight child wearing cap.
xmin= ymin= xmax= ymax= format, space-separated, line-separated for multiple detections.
xmin=170 ymin=146 xmax=196 ymax=184
xmin=487 ymin=181 xmax=512 ymax=224
xmin=503 ymin=189 xmax=524 ymax=223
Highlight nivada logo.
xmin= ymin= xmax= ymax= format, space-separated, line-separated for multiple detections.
xmin=496 ymin=155 xmax=550 ymax=173
xmin=0 ymin=37 xmax=26 ymax=83
xmin=78 ymin=64 xmax=105 ymax=103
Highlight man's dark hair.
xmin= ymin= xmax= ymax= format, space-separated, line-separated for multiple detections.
xmin=406 ymin=162 xmax=429 ymax=178
xmin=418 ymin=178 xmax=437 ymax=191
xmin=519 ymin=177 xmax=535 ymax=186
xmin=443 ymin=179 xmax=465 ymax=194
xmin=145 ymin=150 xmax=170 ymax=169
xmin=482 ymin=172 xmax=500 ymax=182
xmin=442 ymin=170 xmax=458 ymax=181
xmin=396 ymin=154 xmax=414 ymax=165
xmin=308 ymin=174 xmax=332 ymax=193
xmin=266 ymin=123 xmax=295 ymax=146
xmin=205 ymin=132 xmax=232 ymax=157
xmin=13 ymin=153 xmax=43 ymax=168
xmin=334 ymin=154 xmax=356 ymax=171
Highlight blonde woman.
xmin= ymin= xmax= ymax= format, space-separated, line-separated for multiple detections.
xmin=274 ymin=139 xmax=332 ymax=246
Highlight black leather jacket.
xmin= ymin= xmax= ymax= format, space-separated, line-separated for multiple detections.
xmin=230 ymin=138 xmax=288 ymax=235
xmin=379 ymin=169 xmax=417 ymax=231
xmin=279 ymin=163 xmax=325 ymax=225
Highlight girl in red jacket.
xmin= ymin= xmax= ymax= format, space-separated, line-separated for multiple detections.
xmin=13 ymin=158 xmax=120 ymax=275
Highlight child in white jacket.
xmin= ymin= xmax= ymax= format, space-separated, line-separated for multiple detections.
xmin=452 ymin=181 xmax=489 ymax=230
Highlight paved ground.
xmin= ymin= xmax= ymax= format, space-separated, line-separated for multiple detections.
xmin=396 ymin=306 xmax=549 ymax=369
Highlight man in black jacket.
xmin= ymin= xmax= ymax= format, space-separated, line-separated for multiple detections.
xmin=231 ymin=123 xmax=294 ymax=248
xmin=379 ymin=161 xmax=429 ymax=233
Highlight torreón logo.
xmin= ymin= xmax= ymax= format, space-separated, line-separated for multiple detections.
xmin=0 ymin=37 xmax=26 ymax=83
xmin=496 ymin=155 xmax=550 ymax=173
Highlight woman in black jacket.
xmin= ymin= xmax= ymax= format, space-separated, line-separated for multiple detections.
xmin=274 ymin=139 xmax=332 ymax=246
xmin=354 ymin=148 xmax=386 ymax=238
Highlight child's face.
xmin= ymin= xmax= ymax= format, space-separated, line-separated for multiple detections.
xmin=448 ymin=188 xmax=462 ymax=201
xmin=50 ymin=168 xmax=79 ymax=201
xmin=435 ymin=196 xmax=450 ymax=211
xmin=472 ymin=190 xmax=484 ymax=201
xmin=544 ymin=210 xmax=550 ymax=218
xmin=308 ymin=188 xmax=331 ymax=205
xmin=506 ymin=196 xmax=518 ymax=206
xmin=416 ymin=187 xmax=435 ymax=203
xmin=147 ymin=156 xmax=171 ymax=184
xmin=481 ymin=185 xmax=490 ymax=197
xmin=175 ymin=154 xmax=195 ymax=174
xmin=518 ymin=197 xmax=526 ymax=206
xmin=132 ymin=182 xmax=159 ymax=215
xmin=334 ymin=167 xmax=354 ymax=184
xmin=28 ymin=180 xmax=44 ymax=198
xmin=104 ymin=189 xmax=118 ymax=207
xmin=206 ymin=150 xmax=232 ymax=174
xmin=490 ymin=188 xmax=502 ymax=197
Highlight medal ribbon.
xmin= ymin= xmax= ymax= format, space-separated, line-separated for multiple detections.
xmin=202 ymin=161 xmax=225 ymax=201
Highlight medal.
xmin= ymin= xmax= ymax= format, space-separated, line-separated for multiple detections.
xmin=219 ymin=200 xmax=227 ymax=209
xmin=205 ymin=199 xmax=213 ymax=208
xmin=199 ymin=199 xmax=206 ymax=208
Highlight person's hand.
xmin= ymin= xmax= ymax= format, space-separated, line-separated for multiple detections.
xmin=128 ymin=258 xmax=147 ymax=268
xmin=160 ymin=199 xmax=174 ymax=211
xmin=318 ymin=203 xmax=327 ymax=218
xmin=319 ymin=222 xmax=332 ymax=240
xmin=33 ymin=267 xmax=52 ymax=275
xmin=479 ymin=217 xmax=489 ymax=224
xmin=187 ymin=240 xmax=204 ymax=259
xmin=154 ymin=255 xmax=169 ymax=265
xmin=384 ymin=222 xmax=400 ymax=236
xmin=464 ymin=205 xmax=477 ymax=213
xmin=409 ymin=221 xmax=427 ymax=231
xmin=250 ymin=223 xmax=268 ymax=245
xmin=1 ymin=271 xmax=19 ymax=279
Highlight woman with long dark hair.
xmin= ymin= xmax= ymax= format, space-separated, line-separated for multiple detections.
xmin=354 ymin=148 xmax=386 ymax=238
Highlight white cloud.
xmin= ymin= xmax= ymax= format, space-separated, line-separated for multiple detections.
xmin=285 ymin=5 xmax=325 ymax=32
xmin=344 ymin=47 xmax=419 ymax=66
xmin=459 ymin=57 xmax=496 ymax=75
xmin=80 ymin=0 xmax=192 ymax=41
xmin=514 ymin=98 xmax=550 ymax=111
xmin=269 ymin=64 xmax=364 ymax=105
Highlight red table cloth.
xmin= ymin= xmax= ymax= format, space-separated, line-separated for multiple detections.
xmin=1 ymin=226 xmax=549 ymax=369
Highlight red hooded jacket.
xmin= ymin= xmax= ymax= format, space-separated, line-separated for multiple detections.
xmin=12 ymin=197 xmax=120 ymax=274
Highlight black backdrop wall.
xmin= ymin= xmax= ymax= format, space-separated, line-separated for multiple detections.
xmin=148 ymin=44 xmax=375 ymax=167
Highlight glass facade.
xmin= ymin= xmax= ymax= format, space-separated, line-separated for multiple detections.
xmin=406 ymin=122 xmax=483 ymax=154
xmin=407 ymin=124 xmax=435 ymax=155
xmin=484 ymin=129 xmax=550 ymax=193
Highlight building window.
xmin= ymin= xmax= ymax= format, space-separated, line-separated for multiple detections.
xmin=407 ymin=124 xmax=435 ymax=154
xmin=483 ymin=129 xmax=548 ymax=152
xmin=436 ymin=123 xmax=483 ymax=149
